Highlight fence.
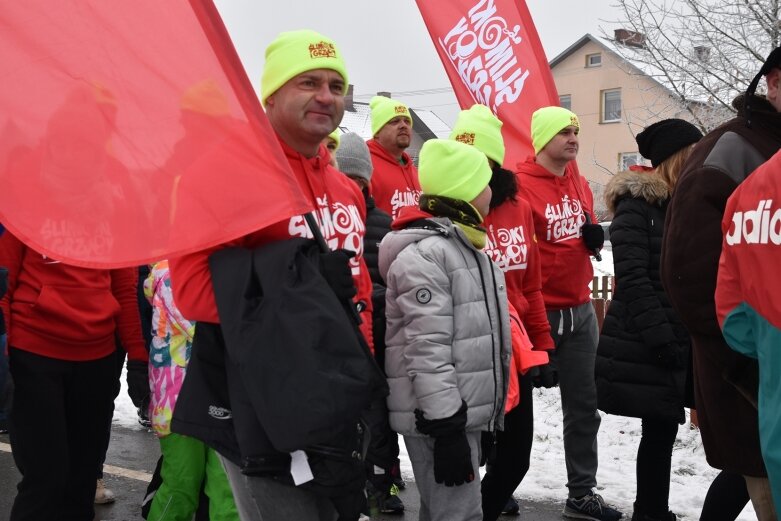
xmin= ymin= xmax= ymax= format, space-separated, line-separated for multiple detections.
xmin=591 ymin=275 xmax=614 ymax=330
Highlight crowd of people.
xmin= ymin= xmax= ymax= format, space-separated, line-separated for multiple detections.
xmin=1 ymin=27 xmax=781 ymax=521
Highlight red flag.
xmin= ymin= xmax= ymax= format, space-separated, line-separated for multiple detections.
xmin=416 ymin=0 xmax=559 ymax=168
xmin=0 ymin=1 xmax=310 ymax=268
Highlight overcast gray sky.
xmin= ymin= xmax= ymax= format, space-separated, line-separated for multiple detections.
xmin=214 ymin=1 xmax=620 ymax=125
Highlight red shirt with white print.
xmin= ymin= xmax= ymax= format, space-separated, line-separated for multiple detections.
xmin=170 ymin=139 xmax=373 ymax=348
xmin=367 ymin=139 xmax=421 ymax=221
xmin=483 ymin=191 xmax=554 ymax=350
xmin=516 ymin=158 xmax=596 ymax=311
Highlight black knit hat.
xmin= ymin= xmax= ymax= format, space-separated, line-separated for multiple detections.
xmin=635 ymin=119 xmax=703 ymax=167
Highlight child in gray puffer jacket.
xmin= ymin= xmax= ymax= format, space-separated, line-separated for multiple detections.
xmin=379 ymin=139 xmax=511 ymax=521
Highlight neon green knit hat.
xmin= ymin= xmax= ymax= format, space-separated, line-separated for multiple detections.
xmin=531 ymin=106 xmax=580 ymax=154
xmin=370 ymin=95 xmax=412 ymax=136
xmin=449 ymin=104 xmax=505 ymax=165
xmin=328 ymin=129 xmax=341 ymax=149
xmin=419 ymin=139 xmax=492 ymax=203
xmin=261 ymin=30 xmax=348 ymax=106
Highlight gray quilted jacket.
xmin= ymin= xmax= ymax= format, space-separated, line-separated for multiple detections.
xmin=378 ymin=217 xmax=511 ymax=436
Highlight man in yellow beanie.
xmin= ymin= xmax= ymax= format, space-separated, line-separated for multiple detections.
xmin=367 ymin=95 xmax=422 ymax=221
xmin=516 ymin=106 xmax=621 ymax=521
xmin=169 ymin=29 xmax=375 ymax=521
xmin=379 ymin=139 xmax=510 ymax=521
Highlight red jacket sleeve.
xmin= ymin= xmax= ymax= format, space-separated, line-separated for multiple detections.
xmin=169 ymin=245 xmax=222 ymax=323
xmin=0 ymin=232 xmax=24 ymax=337
xmin=355 ymin=255 xmax=374 ymax=353
xmin=111 ymin=267 xmax=147 ymax=362
xmin=522 ymin=229 xmax=554 ymax=350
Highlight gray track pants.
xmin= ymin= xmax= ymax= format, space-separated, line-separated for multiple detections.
xmin=547 ymin=301 xmax=601 ymax=498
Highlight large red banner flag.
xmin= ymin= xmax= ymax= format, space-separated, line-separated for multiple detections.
xmin=416 ymin=0 xmax=559 ymax=169
xmin=0 ymin=1 xmax=311 ymax=268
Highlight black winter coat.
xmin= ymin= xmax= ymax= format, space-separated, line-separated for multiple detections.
xmin=596 ymin=172 xmax=691 ymax=424
xmin=363 ymin=195 xmax=392 ymax=287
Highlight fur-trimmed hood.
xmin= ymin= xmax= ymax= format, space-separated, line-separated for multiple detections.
xmin=604 ymin=171 xmax=670 ymax=214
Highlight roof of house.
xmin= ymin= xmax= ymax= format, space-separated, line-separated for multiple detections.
xmin=549 ymin=33 xmax=714 ymax=104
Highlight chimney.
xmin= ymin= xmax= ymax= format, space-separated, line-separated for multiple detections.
xmin=377 ymin=91 xmax=391 ymax=98
xmin=614 ymin=29 xmax=646 ymax=48
xmin=694 ymin=45 xmax=711 ymax=63
xmin=344 ymin=84 xmax=354 ymax=111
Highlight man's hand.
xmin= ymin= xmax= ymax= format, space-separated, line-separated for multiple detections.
xmin=531 ymin=364 xmax=559 ymax=388
xmin=319 ymin=249 xmax=358 ymax=302
xmin=581 ymin=223 xmax=605 ymax=251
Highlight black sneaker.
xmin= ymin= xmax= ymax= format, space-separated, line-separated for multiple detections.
xmin=563 ymin=491 xmax=623 ymax=521
xmin=137 ymin=406 xmax=152 ymax=429
xmin=380 ymin=485 xmax=404 ymax=515
xmin=501 ymin=496 xmax=520 ymax=515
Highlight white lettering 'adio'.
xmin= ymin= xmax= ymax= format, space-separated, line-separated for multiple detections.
xmin=438 ymin=0 xmax=531 ymax=112
xmin=390 ymin=189 xmax=421 ymax=220
xmin=485 ymin=223 xmax=529 ymax=271
xmin=288 ymin=196 xmax=365 ymax=274
xmin=544 ymin=195 xmax=586 ymax=243
xmin=725 ymin=199 xmax=781 ymax=246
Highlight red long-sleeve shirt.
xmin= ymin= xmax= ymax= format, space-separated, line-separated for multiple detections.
xmin=367 ymin=139 xmax=421 ymax=221
xmin=169 ymin=140 xmax=374 ymax=348
xmin=0 ymin=231 xmax=145 ymax=361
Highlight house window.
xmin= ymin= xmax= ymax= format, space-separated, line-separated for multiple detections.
xmin=559 ymin=94 xmax=571 ymax=110
xmin=601 ymin=89 xmax=622 ymax=123
xmin=586 ymin=53 xmax=602 ymax=67
xmin=618 ymin=152 xmax=647 ymax=172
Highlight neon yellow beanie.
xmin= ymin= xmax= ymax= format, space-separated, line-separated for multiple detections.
xmin=449 ymin=104 xmax=505 ymax=165
xmin=531 ymin=106 xmax=580 ymax=154
xmin=419 ymin=139 xmax=492 ymax=203
xmin=370 ymin=95 xmax=412 ymax=136
xmin=181 ymin=79 xmax=230 ymax=116
xmin=261 ymin=30 xmax=348 ymax=106
xmin=328 ymin=129 xmax=341 ymax=149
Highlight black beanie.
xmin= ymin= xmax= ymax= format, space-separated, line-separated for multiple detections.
xmin=635 ymin=119 xmax=703 ymax=167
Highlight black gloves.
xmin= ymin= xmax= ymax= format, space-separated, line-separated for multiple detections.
xmin=415 ymin=401 xmax=474 ymax=487
xmin=319 ymin=249 xmax=357 ymax=302
xmin=653 ymin=343 xmax=680 ymax=368
xmin=581 ymin=223 xmax=605 ymax=251
xmin=126 ymin=359 xmax=150 ymax=409
xmin=0 ymin=267 xmax=7 ymax=299
xmin=531 ymin=363 xmax=559 ymax=388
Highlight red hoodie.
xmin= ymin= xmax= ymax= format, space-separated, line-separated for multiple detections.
xmin=367 ymin=139 xmax=421 ymax=221
xmin=483 ymin=192 xmax=554 ymax=350
xmin=0 ymin=232 xmax=145 ymax=362
xmin=516 ymin=158 xmax=596 ymax=310
xmin=169 ymin=139 xmax=374 ymax=348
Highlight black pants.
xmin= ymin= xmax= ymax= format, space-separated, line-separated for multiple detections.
xmin=97 ymin=341 xmax=127 ymax=479
xmin=635 ymin=418 xmax=678 ymax=516
xmin=9 ymin=348 xmax=116 ymax=521
xmin=481 ymin=372 xmax=534 ymax=521
xmin=700 ymin=470 xmax=750 ymax=521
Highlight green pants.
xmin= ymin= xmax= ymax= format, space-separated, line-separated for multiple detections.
xmin=148 ymin=433 xmax=238 ymax=521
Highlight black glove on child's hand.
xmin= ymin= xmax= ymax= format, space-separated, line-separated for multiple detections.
xmin=126 ymin=359 xmax=150 ymax=409
xmin=414 ymin=401 xmax=473 ymax=486
xmin=433 ymin=431 xmax=474 ymax=486
xmin=319 ymin=249 xmax=358 ymax=302
xmin=581 ymin=223 xmax=605 ymax=251
xmin=531 ymin=363 xmax=559 ymax=388
xmin=654 ymin=343 xmax=680 ymax=369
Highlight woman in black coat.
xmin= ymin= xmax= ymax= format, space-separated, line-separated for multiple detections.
xmin=596 ymin=119 xmax=702 ymax=521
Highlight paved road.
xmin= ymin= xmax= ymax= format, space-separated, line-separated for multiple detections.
xmin=0 ymin=426 xmax=566 ymax=520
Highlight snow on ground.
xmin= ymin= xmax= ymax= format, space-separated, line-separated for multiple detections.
xmin=115 ymin=375 xmax=755 ymax=520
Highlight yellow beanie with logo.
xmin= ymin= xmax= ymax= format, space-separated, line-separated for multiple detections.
xmin=261 ymin=30 xmax=348 ymax=106
xmin=419 ymin=139 xmax=492 ymax=203
xmin=531 ymin=106 xmax=580 ymax=154
xmin=370 ymin=95 xmax=412 ymax=136
xmin=449 ymin=104 xmax=505 ymax=165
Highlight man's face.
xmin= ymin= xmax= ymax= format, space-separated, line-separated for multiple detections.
xmin=376 ymin=116 xmax=412 ymax=152
xmin=766 ymin=68 xmax=781 ymax=112
xmin=539 ymin=125 xmax=579 ymax=163
xmin=265 ymin=68 xmax=345 ymax=146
